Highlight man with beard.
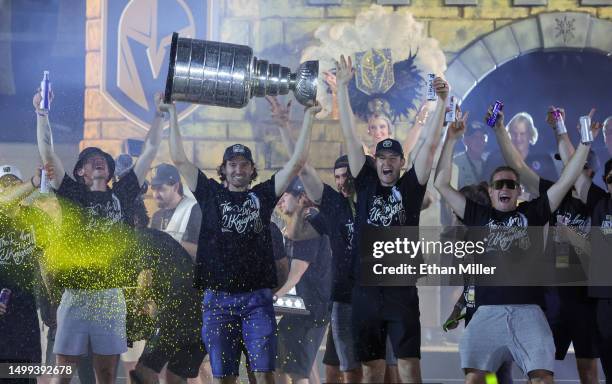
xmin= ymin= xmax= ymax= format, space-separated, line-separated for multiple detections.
xmin=434 ymin=107 xmax=594 ymax=384
xmin=163 ymin=98 xmax=320 ymax=383
xmin=497 ymin=106 xmax=604 ymax=383
xmin=266 ymin=95 xmax=360 ymax=383
xmin=335 ymin=54 xmax=448 ymax=383
xmin=34 ymin=91 xmax=164 ymax=384
xmin=150 ymin=163 xmax=201 ymax=260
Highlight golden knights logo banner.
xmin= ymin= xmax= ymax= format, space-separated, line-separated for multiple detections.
xmin=101 ymin=0 xmax=217 ymax=128
xmin=354 ymin=49 xmax=395 ymax=96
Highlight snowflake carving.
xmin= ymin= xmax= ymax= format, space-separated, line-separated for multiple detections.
xmin=554 ymin=16 xmax=576 ymax=44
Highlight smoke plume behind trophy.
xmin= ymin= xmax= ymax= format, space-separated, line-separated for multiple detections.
xmin=164 ymin=32 xmax=319 ymax=108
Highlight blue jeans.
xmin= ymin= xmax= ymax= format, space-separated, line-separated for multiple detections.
xmin=202 ymin=288 xmax=277 ymax=377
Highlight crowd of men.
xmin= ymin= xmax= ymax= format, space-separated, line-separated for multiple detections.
xmin=0 ymin=56 xmax=611 ymax=384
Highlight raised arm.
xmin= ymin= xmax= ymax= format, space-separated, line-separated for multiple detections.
xmin=434 ymin=113 xmax=468 ymax=220
xmin=132 ymin=93 xmax=164 ymax=186
xmin=266 ymin=95 xmax=324 ymax=203
xmin=274 ymin=103 xmax=321 ymax=197
xmin=33 ymin=92 xmax=64 ymax=190
xmin=413 ymin=77 xmax=449 ymax=185
xmin=160 ymin=102 xmax=198 ymax=192
xmin=403 ymin=101 xmax=429 ymax=158
xmin=489 ymin=108 xmax=539 ymax=194
xmin=547 ymin=143 xmax=592 ymax=212
xmin=336 ymin=55 xmax=366 ymax=177
xmin=548 ymin=107 xmax=598 ymax=204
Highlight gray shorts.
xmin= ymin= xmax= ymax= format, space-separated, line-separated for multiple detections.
xmin=53 ymin=289 xmax=128 ymax=356
xmin=459 ymin=305 xmax=555 ymax=375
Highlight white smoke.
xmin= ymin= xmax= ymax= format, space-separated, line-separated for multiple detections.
xmin=301 ymin=4 xmax=447 ymax=118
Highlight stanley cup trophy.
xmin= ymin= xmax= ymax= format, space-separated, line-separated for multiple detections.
xmin=164 ymin=32 xmax=318 ymax=108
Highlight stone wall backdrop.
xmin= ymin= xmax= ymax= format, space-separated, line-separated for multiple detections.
xmin=82 ymin=0 xmax=612 ymax=202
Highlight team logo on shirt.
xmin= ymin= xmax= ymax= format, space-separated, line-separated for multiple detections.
xmin=485 ymin=213 xmax=530 ymax=252
xmin=219 ymin=195 xmax=264 ymax=234
xmin=555 ymin=211 xmax=590 ymax=238
xmin=367 ymin=187 xmax=405 ymax=227
xmin=84 ymin=195 xmax=123 ymax=232
xmin=0 ymin=228 xmax=36 ymax=266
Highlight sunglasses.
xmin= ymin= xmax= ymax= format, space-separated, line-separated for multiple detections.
xmin=606 ymin=174 xmax=612 ymax=185
xmin=492 ymin=179 xmax=518 ymax=190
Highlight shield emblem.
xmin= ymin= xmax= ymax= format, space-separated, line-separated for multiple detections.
xmin=354 ymin=49 xmax=395 ymax=96
xmin=101 ymin=0 xmax=217 ymax=129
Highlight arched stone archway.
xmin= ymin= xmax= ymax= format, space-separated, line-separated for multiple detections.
xmin=445 ymin=12 xmax=612 ymax=101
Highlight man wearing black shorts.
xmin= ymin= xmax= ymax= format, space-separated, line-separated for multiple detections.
xmin=335 ymin=55 xmax=449 ymax=382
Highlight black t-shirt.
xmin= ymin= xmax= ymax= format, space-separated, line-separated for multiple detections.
xmin=283 ymin=234 xmax=332 ymax=323
xmin=133 ymin=228 xmax=202 ymax=342
xmin=271 ymin=222 xmax=286 ymax=261
xmin=192 ymin=170 xmax=279 ymax=293
xmin=462 ymin=195 xmax=551 ymax=307
xmin=320 ymin=184 xmax=355 ymax=303
xmin=352 ymin=164 xmax=425 ymax=279
xmin=52 ymin=170 xmax=142 ymax=289
xmin=588 ymin=184 xmax=612 ymax=298
xmin=539 ymin=179 xmax=594 ymax=300
xmin=151 ymin=203 xmax=202 ymax=244
xmin=0 ymin=207 xmax=43 ymax=362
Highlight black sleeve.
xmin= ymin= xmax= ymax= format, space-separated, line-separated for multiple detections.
xmin=182 ymin=204 xmax=202 ymax=244
xmin=55 ymin=173 xmax=86 ymax=203
xmin=193 ymin=169 xmax=216 ymax=205
xmin=320 ymin=184 xmax=343 ymax=214
xmin=306 ymin=212 xmax=328 ymax=236
xmin=539 ymin=178 xmax=554 ymax=194
xmin=291 ymin=237 xmax=321 ymax=264
xmin=355 ymin=162 xmax=378 ymax=192
xmin=463 ymin=198 xmax=492 ymax=226
xmin=251 ymin=174 xmax=279 ymax=218
xmin=398 ymin=165 xmax=426 ymax=211
xmin=112 ymin=169 xmax=141 ymax=209
xmin=270 ymin=222 xmax=286 ymax=261
xmin=586 ymin=182 xmax=609 ymax=214
xmin=519 ymin=192 xmax=552 ymax=226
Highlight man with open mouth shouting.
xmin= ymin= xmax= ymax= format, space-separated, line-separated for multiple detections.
xmin=335 ymin=54 xmax=449 ymax=383
xmin=435 ymin=106 xmax=596 ymax=384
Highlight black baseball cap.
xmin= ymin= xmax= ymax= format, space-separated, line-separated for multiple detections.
xmin=375 ymin=139 xmax=404 ymax=158
xmin=223 ymin=144 xmax=254 ymax=163
xmin=334 ymin=155 xmax=349 ymax=170
xmin=73 ymin=147 xmax=115 ymax=182
xmin=286 ymin=177 xmax=305 ymax=196
xmin=151 ymin=163 xmax=180 ymax=187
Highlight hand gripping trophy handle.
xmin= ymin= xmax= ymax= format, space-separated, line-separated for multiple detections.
xmin=164 ymin=32 xmax=318 ymax=108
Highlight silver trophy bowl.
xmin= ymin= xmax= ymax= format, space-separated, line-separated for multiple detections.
xmin=164 ymin=33 xmax=318 ymax=108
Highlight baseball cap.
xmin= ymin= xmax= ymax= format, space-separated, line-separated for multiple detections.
xmin=286 ymin=177 xmax=305 ymax=196
xmin=466 ymin=121 xmax=488 ymax=136
xmin=73 ymin=147 xmax=115 ymax=182
xmin=223 ymin=144 xmax=254 ymax=163
xmin=151 ymin=163 xmax=180 ymax=187
xmin=0 ymin=164 xmax=23 ymax=181
xmin=334 ymin=155 xmax=349 ymax=170
xmin=554 ymin=150 xmax=600 ymax=173
xmin=375 ymin=139 xmax=404 ymax=158
xmin=115 ymin=154 xmax=133 ymax=178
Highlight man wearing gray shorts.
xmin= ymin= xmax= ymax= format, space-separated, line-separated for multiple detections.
xmin=435 ymin=107 xmax=593 ymax=383
xmin=35 ymin=91 xmax=163 ymax=383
